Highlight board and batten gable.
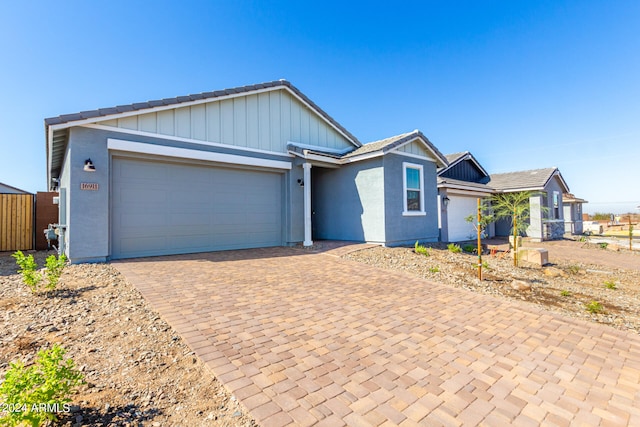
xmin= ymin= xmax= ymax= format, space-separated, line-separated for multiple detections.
xmin=95 ymin=89 xmax=354 ymax=154
xmin=394 ymin=140 xmax=433 ymax=158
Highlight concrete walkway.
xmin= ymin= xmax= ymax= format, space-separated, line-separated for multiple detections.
xmin=114 ymin=247 xmax=640 ymax=426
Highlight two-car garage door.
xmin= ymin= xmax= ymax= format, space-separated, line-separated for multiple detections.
xmin=111 ymin=157 xmax=283 ymax=259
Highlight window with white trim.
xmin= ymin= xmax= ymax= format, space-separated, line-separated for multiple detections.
xmin=403 ymin=162 xmax=425 ymax=215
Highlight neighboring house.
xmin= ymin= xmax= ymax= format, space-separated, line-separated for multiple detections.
xmin=487 ymin=168 xmax=572 ymax=241
xmin=437 ymin=156 xmax=588 ymax=242
xmin=45 ymin=80 xmax=447 ymax=263
xmin=0 ymin=182 xmax=31 ymax=194
xmin=437 ymin=152 xmax=495 ymax=242
xmin=563 ymin=193 xmax=587 ymax=235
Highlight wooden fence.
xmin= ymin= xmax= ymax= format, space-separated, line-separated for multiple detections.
xmin=0 ymin=193 xmax=34 ymax=251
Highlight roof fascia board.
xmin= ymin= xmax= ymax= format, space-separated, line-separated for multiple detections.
xmin=442 ymin=188 xmax=493 ymax=197
xmin=389 ymin=151 xmax=436 ymax=163
xmin=287 ymin=141 xmax=353 ymax=155
xmin=546 ymin=170 xmax=570 ymax=193
xmin=83 ymin=124 xmax=293 ymax=158
xmin=342 ymin=151 xmax=384 ymax=163
xmin=437 ymin=183 xmax=494 ymax=194
xmin=107 ymin=138 xmax=292 ymax=170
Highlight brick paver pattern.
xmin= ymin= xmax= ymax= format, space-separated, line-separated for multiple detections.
xmin=115 ymin=247 xmax=640 ymax=426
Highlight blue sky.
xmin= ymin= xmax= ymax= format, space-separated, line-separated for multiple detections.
xmin=1 ymin=1 xmax=638 ymax=214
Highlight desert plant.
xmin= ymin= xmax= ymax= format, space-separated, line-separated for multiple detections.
xmin=12 ymin=252 xmax=67 ymax=294
xmin=414 ymin=241 xmax=429 ymax=256
xmin=567 ymin=265 xmax=580 ymax=275
xmin=447 ymin=243 xmax=462 ymax=253
xmin=11 ymin=251 xmax=42 ymax=292
xmin=490 ymin=191 xmax=543 ymax=267
xmin=429 ymin=266 xmax=440 ymax=273
xmin=0 ymin=344 xmax=84 ymax=427
xmin=44 ymin=254 xmax=67 ymax=291
xmin=560 ymin=290 xmax=571 ymax=297
xmin=462 ymin=244 xmax=476 ymax=253
xmin=598 ymin=242 xmax=609 ymax=250
xmin=604 ymin=280 xmax=617 ymax=290
xmin=585 ymin=301 xmax=604 ymax=314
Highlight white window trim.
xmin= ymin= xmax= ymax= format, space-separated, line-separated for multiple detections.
xmin=402 ymin=162 xmax=426 ymax=216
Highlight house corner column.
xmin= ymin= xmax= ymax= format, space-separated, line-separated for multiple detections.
xmin=303 ymin=162 xmax=313 ymax=247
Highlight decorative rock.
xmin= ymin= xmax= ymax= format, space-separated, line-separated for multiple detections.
xmin=544 ymin=266 xmax=566 ymax=277
xmin=511 ymin=280 xmax=531 ymax=291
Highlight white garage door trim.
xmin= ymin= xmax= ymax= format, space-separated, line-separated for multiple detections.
xmin=107 ymin=138 xmax=292 ymax=170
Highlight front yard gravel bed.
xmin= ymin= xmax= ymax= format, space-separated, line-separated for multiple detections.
xmin=344 ymin=243 xmax=640 ymax=334
xmin=1 ymin=251 xmax=256 ymax=427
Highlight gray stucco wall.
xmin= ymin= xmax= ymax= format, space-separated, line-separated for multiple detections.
xmin=62 ymin=126 xmax=296 ymax=262
xmin=383 ymin=154 xmax=439 ymax=244
xmin=312 ymin=158 xmax=382 ymax=242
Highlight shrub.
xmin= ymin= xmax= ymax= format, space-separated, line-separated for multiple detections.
xmin=567 ymin=265 xmax=580 ymax=275
xmin=429 ymin=266 xmax=440 ymax=273
xmin=414 ymin=241 xmax=429 ymax=256
xmin=462 ymin=244 xmax=476 ymax=253
xmin=447 ymin=243 xmax=462 ymax=254
xmin=560 ymin=290 xmax=571 ymax=297
xmin=44 ymin=255 xmax=67 ymax=291
xmin=0 ymin=344 xmax=84 ymax=427
xmin=11 ymin=252 xmax=67 ymax=294
xmin=11 ymin=251 xmax=42 ymax=292
xmin=585 ymin=301 xmax=604 ymax=314
xmin=604 ymin=280 xmax=617 ymax=290
xmin=598 ymin=242 xmax=609 ymax=249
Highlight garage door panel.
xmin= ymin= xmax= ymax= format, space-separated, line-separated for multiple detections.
xmin=112 ymin=158 xmax=283 ymax=259
xmin=447 ymin=195 xmax=479 ymax=242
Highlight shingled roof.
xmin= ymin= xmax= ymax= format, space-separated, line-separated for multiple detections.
xmin=342 ymin=130 xmax=448 ymax=166
xmin=487 ymin=167 xmax=569 ymax=192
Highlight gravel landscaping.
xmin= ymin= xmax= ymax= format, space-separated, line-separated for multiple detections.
xmin=2 ymin=240 xmax=638 ymax=426
xmin=0 ymin=251 xmax=256 ymax=427
xmin=345 ymin=240 xmax=640 ymax=334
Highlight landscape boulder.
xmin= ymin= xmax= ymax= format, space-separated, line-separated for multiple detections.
xmin=510 ymin=279 xmax=531 ymax=291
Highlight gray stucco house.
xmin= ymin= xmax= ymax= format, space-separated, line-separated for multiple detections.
xmin=487 ymin=167 xmax=571 ymax=241
xmin=45 ymin=80 xmax=447 ymax=263
xmin=437 ymin=152 xmax=587 ymax=242
xmin=437 ymin=152 xmax=495 ymax=242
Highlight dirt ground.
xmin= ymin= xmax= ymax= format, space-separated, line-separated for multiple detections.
xmin=0 ymin=251 xmax=256 ymax=427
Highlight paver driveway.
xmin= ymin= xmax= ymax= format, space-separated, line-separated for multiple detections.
xmin=114 ymin=247 xmax=640 ymax=426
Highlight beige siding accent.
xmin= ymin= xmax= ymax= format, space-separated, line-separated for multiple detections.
xmin=118 ymin=116 xmax=138 ymax=130
xmin=191 ymin=104 xmax=206 ymax=140
xmin=397 ymin=140 xmax=434 ymax=159
xmin=157 ymin=110 xmax=174 ymax=135
xmin=175 ymin=107 xmax=191 ymax=138
xmin=95 ymin=89 xmax=354 ymax=153
xmin=139 ymin=114 xmax=157 ymax=133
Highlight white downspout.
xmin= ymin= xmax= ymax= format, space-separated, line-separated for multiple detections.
xmin=303 ymin=162 xmax=313 ymax=247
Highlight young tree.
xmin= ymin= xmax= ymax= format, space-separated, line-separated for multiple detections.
xmin=490 ymin=191 xmax=534 ymax=267
xmin=465 ymin=198 xmax=494 ymax=279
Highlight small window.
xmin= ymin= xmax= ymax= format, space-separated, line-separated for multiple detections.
xmin=403 ymin=162 xmax=425 ymax=216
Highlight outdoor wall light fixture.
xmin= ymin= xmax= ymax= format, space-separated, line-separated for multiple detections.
xmin=443 ymin=196 xmax=450 ymax=207
xmin=84 ymin=159 xmax=96 ymax=172
xmin=297 ymin=179 xmax=304 ymax=187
